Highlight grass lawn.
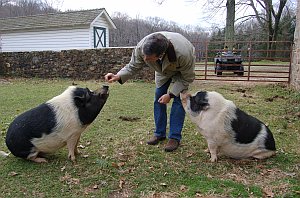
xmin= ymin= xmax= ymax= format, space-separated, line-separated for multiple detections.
xmin=0 ymin=78 xmax=299 ymax=198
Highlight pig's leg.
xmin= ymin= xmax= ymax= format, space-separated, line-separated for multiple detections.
xmin=30 ymin=157 xmax=48 ymax=163
xmin=28 ymin=151 xmax=48 ymax=163
xmin=74 ymin=135 xmax=81 ymax=155
xmin=207 ymin=141 xmax=218 ymax=162
xmin=252 ymin=149 xmax=276 ymax=159
xmin=67 ymin=134 xmax=81 ymax=161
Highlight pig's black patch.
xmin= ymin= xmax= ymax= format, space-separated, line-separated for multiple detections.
xmin=73 ymin=87 xmax=108 ymax=125
xmin=231 ymin=108 xmax=261 ymax=144
xmin=231 ymin=108 xmax=276 ymax=150
xmin=5 ymin=103 xmax=56 ymax=158
xmin=264 ymin=127 xmax=276 ymax=150
xmin=190 ymin=91 xmax=209 ymax=113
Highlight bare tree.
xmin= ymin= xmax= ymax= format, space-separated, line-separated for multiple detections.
xmin=248 ymin=0 xmax=288 ymax=52
xmin=225 ymin=0 xmax=235 ymax=49
xmin=0 ymin=0 xmax=58 ymax=18
xmin=110 ymin=12 xmax=208 ymax=48
xmin=174 ymin=1 xmax=294 ymax=44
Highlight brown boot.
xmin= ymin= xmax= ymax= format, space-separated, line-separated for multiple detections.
xmin=147 ymin=136 xmax=166 ymax=145
xmin=164 ymin=139 xmax=180 ymax=152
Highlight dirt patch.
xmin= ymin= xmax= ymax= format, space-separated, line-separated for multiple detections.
xmin=119 ymin=116 xmax=141 ymax=122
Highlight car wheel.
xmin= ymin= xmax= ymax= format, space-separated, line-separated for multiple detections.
xmin=216 ymin=63 xmax=222 ymax=76
xmin=237 ymin=66 xmax=244 ymax=76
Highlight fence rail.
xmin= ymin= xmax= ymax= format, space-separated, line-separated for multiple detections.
xmin=192 ymin=41 xmax=292 ymax=83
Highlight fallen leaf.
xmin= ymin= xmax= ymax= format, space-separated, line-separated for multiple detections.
xmin=111 ymin=162 xmax=119 ymax=169
xmin=207 ymin=173 xmax=213 ymax=178
xmin=263 ymin=187 xmax=274 ymax=198
xmin=118 ymin=162 xmax=125 ymax=167
xmin=60 ymin=173 xmax=71 ymax=182
xmin=9 ymin=171 xmax=18 ymax=176
xmin=93 ymin=185 xmax=98 ymax=189
xmin=61 ymin=166 xmax=66 ymax=172
xmin=119 ymin=178 xmax=125 ymax=189
xmin=186 ymin=152 xmax=194 ymax=158
xmin=180 ymin=185 xmax=188 ymax=192
xmin=60 ymin=173 xmax=80 ymax=185
xmin=0 ymin=151 xmax=10 ymax=157
xmin=71 ymin=178 xmax=80 ymax=185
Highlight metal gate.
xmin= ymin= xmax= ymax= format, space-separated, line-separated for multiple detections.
xmin=193 ymin=41 xmax=292 ymax=83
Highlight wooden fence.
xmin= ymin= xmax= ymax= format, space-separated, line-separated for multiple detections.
xmin=193 ymin=41 xmax=292 ymax=83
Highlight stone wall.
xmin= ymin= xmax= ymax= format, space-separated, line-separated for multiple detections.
xmin=0 ymin=48 xmax=154 ymax=81
xmin=291 ymin=3 xmax=300 ymax=90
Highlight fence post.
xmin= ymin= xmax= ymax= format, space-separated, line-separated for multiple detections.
xmin=288 ymin=42 xmax=293 ymax=84
xmin=247 ymin=41 xmax=252 ymax=81
xmin=204 ymin=41 xmax=209 ymax=80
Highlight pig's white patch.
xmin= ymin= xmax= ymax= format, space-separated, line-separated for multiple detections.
xmin=30 ymin=86 xmax=86 ymax=156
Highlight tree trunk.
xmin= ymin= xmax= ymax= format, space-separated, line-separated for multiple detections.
xmin=291 ymin=1 xmax=300 ymax=90
xmin=225 ymin=0 xmax=235 ymax=50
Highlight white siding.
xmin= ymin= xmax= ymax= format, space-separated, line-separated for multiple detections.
xmin=0 ymin=10 xmax=115 ymax=52
xmin=91 ymin=16 xmax=110 ymax=48
xmin=1 ymin=28 xmax=90 ymax=52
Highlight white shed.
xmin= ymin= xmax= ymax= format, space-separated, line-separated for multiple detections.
xmin=0 ymin=9 xmax=117 ymax=52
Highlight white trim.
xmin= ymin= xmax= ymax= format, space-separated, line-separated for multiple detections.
xmin=92 ymin=9 xmax=117 ymax=29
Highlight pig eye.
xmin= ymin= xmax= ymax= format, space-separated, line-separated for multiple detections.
xmin=86 ymin=88 xmax=91 ymax=92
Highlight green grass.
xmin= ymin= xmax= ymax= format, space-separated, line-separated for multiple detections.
xmin=0 ymin=78 xmax=299 ymax=197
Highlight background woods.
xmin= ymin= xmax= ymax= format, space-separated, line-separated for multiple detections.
xmin=0 ymin=0 xmax=296 ymax=48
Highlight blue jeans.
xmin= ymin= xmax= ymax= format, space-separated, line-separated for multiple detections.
xmin=154 ymin=79 xmax=186 ymax=141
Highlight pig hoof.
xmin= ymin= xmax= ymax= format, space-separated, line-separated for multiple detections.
xmin=68 ymin=154 xmax=76 ymax=161
xmin=31 ymin=157 xmax=48 ymax=163
xmin=210 ymin=156 xmax=218 ymax=162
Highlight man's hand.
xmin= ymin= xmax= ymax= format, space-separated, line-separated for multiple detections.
xmin=105 ymin=73 xmax=120 ymax=83
xmin=158 ymin=94 xmax=171 ymax=104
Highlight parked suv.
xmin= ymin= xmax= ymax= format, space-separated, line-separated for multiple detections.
xmin=214 ymin=50 xmax=244 ymax=76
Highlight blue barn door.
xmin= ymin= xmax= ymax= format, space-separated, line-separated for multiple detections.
xmin=93 ymin=27 xmax=106 ymax=48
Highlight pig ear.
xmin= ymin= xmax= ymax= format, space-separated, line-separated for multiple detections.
xmin=195 ymin=94 xmax=209 ymax=107
xmin=74 ymin=89 xmax=90 ymax=107
xmin=74 ymin=94 xmax=86 ymax=107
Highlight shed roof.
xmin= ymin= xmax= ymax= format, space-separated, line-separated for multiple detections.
xmin=0 ymin=8 xmax=116 ymax=32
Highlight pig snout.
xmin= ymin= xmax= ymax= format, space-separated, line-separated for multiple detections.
xmin=94 ymin=85 xmax=109 ymax=95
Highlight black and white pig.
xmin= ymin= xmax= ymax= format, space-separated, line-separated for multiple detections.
xmin=180 ymin=90 xmax=276 ymax=162
xmin=5 ymin=85 xmax=109 ymax=163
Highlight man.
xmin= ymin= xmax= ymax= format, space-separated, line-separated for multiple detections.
xmin=105 ymin=31 xmax=195 ymax=152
